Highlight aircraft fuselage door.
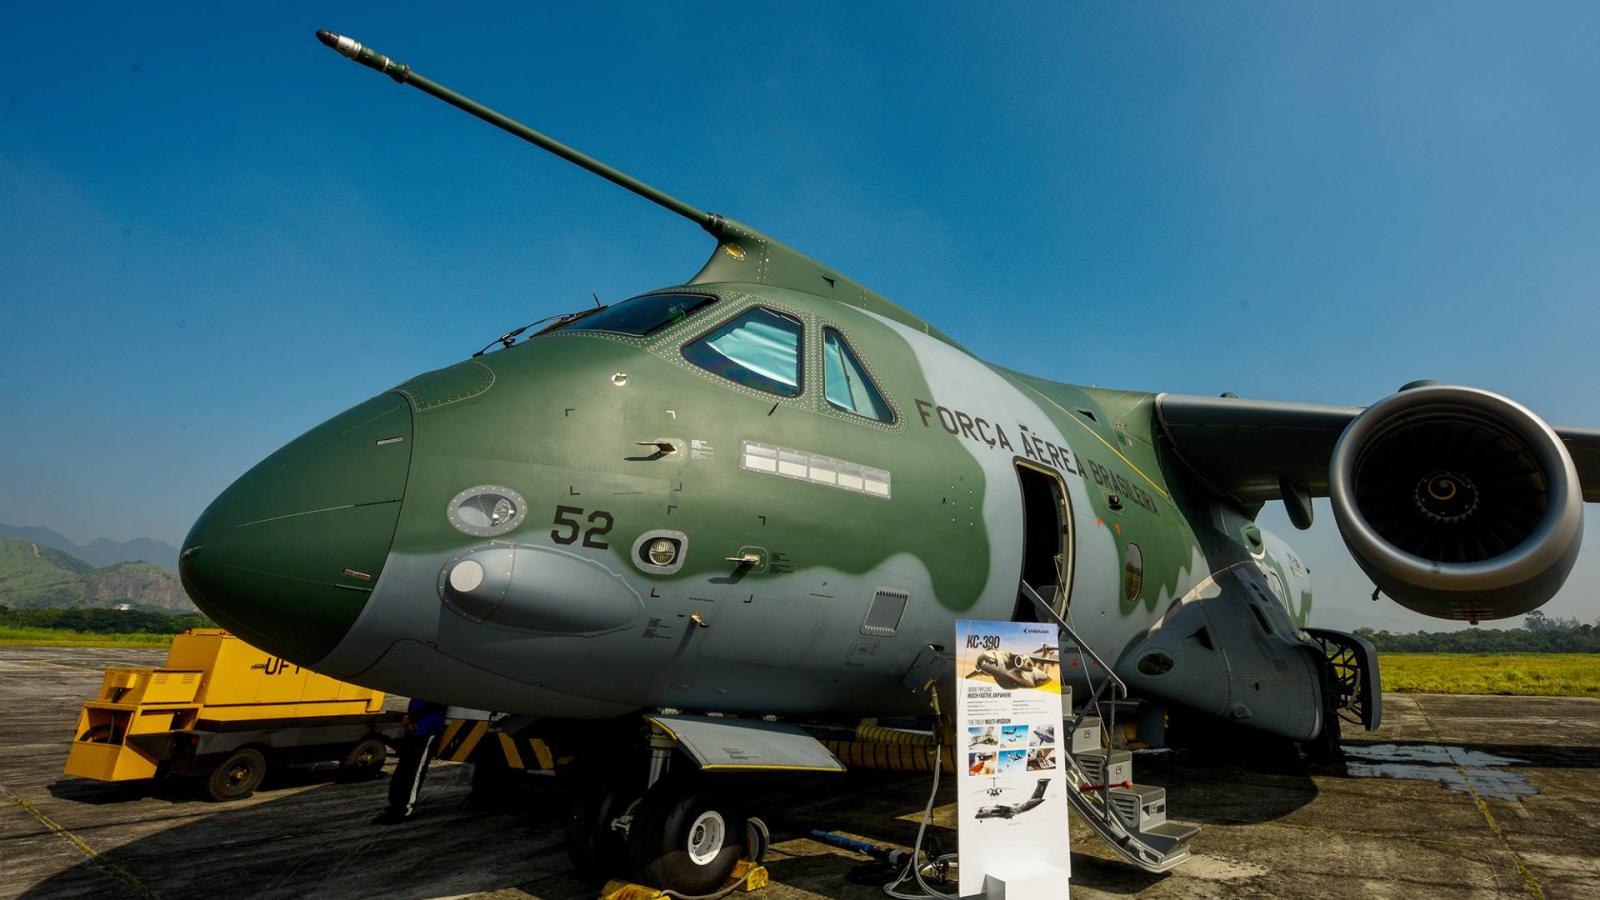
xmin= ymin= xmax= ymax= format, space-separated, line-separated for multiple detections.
xmin=1013 ymin=460 xmax=1073 ymax=621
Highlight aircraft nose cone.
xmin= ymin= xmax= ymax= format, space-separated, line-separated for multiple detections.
xmin=180 ymin=393 xmax=413 ymax=665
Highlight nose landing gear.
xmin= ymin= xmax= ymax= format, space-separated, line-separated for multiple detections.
xmin=626 ymin=773 xmax=750 ymax=895
xmin=566 ymin=765 xmax=645 ymax=883
xmin=566 ymin=718 xmax=792 ymax=896
xmin=569 ymin=769 xmax=766 ymax=896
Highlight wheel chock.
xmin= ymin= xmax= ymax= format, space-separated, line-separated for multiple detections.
xmin=598 ymin=861 xmax=769 ymax=898
xmin=731 ymin=859 xmax=770 ymax=891
xmin=598 ymin=882 xmax=665 ymax=900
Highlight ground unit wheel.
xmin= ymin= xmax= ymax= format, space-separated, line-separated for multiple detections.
xmin=627 ymin=775 xmax=747 ymax=895
xmin=338 ymin=737 xmax=388 ymax=782
xmin=206 ymin=747 xmax=267 ymax=801
xmin=566 ymin=773 xmax=642 ymax=882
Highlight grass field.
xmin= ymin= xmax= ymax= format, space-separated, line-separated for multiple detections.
xmin=0 ymin=626 xmax=174 ymax=648
xmin=0 ymin=629 xmax=1595 ymax=698
xmin=1381 ymin=653 xmax=1600 ymax=699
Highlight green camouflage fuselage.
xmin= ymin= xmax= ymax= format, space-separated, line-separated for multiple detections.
xmin=183 ymin=276 xmax=1325 ymax=739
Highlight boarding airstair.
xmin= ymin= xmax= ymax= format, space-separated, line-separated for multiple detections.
xmin=1022 ymin=584 xmax=1201 ymax=872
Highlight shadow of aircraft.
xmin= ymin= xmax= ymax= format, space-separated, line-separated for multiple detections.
xmin=22 ymin=734 xmax=1359 ymax=900
xmin=24 ymin=764 xmax=588 ymax=900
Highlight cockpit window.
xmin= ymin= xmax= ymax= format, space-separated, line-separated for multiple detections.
xmin=552 ymin=292 xmax=715 ymax=337
xmin=822 ymin=328 xmax=893 ymax=422
xmin=682 ymin=307 xmax=803 ymax=396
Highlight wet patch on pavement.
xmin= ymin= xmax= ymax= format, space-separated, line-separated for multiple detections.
xmin=1342 ymin=742 xmax=1538 ymax=802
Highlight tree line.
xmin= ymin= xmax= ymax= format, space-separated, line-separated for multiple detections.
xmin=0 ymin=606 xmax=213 ymax=635
xmin=1357 ymin=611 xmax=1600 ymax=653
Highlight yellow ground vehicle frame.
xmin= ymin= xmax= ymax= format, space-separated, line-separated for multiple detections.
xmin=64 ymin=629 xmax=402 ymax=798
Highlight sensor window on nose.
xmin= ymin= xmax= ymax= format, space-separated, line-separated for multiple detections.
xmin=632 ymin=529 xmax=689 ymax=575
xmin=447 ymin=485 xmax=528 ymax=537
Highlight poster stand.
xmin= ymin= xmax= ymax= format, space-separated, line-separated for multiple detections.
xmin=954 ymin=618 xmax=1071 ymax=898
xmin=983 ymin=860 xmax=1072 ymax=900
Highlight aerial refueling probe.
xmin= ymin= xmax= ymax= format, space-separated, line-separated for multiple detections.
xmin=314 ymin=30 xmax=719 ymax=230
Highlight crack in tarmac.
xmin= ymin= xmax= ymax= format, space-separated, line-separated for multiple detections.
xmin=2 ymin=783 xmax=161 ymax=900
xmin=1413 ymin=698 xmax=1544 ymax=900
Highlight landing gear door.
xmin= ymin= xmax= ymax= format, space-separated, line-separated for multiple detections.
xmin=645 ymin=714 xmax=845 ymax=772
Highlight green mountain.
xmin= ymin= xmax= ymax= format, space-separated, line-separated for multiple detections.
xmin=0 ymin=539 xmax=194 ymax=612
xmin=0 ymin=524 xmax=180 ymax=571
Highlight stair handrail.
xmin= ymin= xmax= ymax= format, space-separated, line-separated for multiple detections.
xmin=1056 ymin=728 xmax=1187 ymax=872
xmin=1017 ymin=586 xmax=1194 ymax=873
xmin=1021 ymin=580 xmax=1130 ymax=827
xmin=1020 ymin=582 xmax=1127 ymax=701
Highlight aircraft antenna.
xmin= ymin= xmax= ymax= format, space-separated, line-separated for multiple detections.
xmin=316 ymin=31 xmax=717 ymax=231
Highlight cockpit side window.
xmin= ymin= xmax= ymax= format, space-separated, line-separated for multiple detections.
xmin=822 ymin=328 xmax=894 ymax=422
xmin=552 ymin=292 xmax=715 ymax=337
xmin=682 ymin=307 xmax=803 ymax=396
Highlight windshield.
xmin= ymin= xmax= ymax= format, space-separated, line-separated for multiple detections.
xmin=681 ymin=307 xmax=804 ymax=396
xmin=551 ymin=292 xmax=715 ymax=337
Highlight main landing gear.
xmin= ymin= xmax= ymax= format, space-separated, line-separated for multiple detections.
xmin=566 ymin=735 xmax=767 ymax=896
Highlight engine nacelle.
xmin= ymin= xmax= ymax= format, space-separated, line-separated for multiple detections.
xmin=1328 ymin=385 xmax=1583 ymax=622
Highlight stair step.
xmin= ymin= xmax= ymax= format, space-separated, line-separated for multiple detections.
xmin=1108 ymin=783 xmax=1167 ymax=830
xmin=1071 ymin=716 xmax=1102 ymax=754
xmin=1135 ymin=819 xmax=1201 ymax=857
xmin=1074 ymin=748 xmax=1131 ymax=786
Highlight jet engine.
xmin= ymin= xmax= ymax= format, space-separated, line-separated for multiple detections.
xmin=1328 ymin=385 xmax=1583 ymax=622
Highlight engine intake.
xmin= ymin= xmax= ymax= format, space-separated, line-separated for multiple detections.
xmin=1329 ymin=385 xmax=1583 ymax=622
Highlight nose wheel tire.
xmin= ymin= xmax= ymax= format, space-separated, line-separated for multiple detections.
xmin=337 ymin=737 xmax=389 ymax=782
xmin=566 ymin=772 xmax=644 ymax=883
xmin=626 ymin=775 xmax=747 ymax=895
xmin=206 ymin=747 xmax=267 ymax=801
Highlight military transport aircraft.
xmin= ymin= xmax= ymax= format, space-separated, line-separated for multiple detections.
xmin=176 ymin=32 xmax=1600 ymax=894
xmin=966 ymin=649 xmax=1055 ymax=690
xmin=976 ymin=779 xmax=1054 ymax=820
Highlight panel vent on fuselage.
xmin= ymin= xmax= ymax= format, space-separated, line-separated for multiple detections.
xmin=861 ymin=588 xmax=910 ymax=636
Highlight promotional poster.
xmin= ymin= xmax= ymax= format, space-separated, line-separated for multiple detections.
xmin=955 ymin=619 xmax=1072 ymax=895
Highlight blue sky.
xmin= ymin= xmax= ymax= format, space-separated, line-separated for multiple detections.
xmin=3 ymin=4 xmax=1598 ymax=631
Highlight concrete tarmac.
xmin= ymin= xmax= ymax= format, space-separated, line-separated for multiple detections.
xmin=2 ymin=646 xmax=1595 ymax=899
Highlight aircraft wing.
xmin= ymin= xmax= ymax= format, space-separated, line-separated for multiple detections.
xmin=1154 ymin=393 xmax=1600 ymax=504
xmin=1564 ymin=426 xmax=1600 ymax=501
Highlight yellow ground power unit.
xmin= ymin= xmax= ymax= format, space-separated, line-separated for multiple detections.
xmin=64 ymin=629 xmax=404 ymax=800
